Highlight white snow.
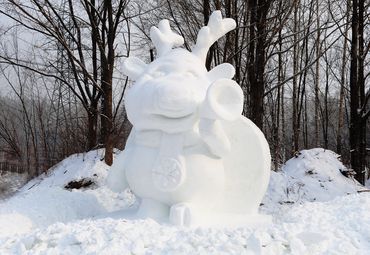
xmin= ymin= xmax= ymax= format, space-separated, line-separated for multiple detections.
xmin=0 ymin=148 xmax=369 ymax=254
xmin=0 ymin=150 xmax=135 ymax=238
xmin=261 ymin=148 xmax=363 ymax=214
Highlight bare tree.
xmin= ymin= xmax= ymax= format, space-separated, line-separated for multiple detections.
xmin=349 ymin=0 xmax=369 ymax=184
xmin=0 ymin=0 xmax=132 ymax=165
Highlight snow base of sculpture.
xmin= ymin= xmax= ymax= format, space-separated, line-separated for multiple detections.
xmin=116 ymin=200 xmax=272 ymax=228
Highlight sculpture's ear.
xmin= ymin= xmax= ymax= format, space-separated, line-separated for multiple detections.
xmin=200 ymin=78 xmax=243 ymax=121
xmin=122 ymin=57 xmax=148 ymax=80
xmin=206 ymin=63 xmax=235 ymax=83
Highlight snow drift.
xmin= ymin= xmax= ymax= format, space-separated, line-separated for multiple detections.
xmin=0 ymin=150 xmax=134 ymax=238
xmin=261 ymin=148 xmax=363 ymax=213
xmin=0 ymin=148 xmax=369 ymax=254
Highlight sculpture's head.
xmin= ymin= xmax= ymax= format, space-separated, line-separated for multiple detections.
xmin=123 ymin=11 xmax=243 ymax=133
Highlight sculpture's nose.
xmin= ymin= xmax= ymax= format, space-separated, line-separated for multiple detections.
xmin=155 ymin=85 xmax=196 ymax=117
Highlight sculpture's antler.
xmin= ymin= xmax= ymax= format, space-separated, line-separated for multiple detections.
xmin=150 ymin=20 xmax=184 ymax=57
xmin=192 ymin=11 xmax=236 ymax=63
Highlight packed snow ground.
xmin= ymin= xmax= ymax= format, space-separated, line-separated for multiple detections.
xmin=0 ymin=149 xmax=369 ymax=254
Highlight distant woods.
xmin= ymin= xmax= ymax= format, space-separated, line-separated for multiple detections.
xmin=0 ymin=0 xmax=369 ymax=184
xmin=0 ymin=0 xmax=132 ymax=173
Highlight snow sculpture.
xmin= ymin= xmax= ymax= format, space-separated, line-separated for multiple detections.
xmin=108 ymin=11 xmax=271 ymax=227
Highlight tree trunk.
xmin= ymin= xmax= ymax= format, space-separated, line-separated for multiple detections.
xmin=87 ymin=104 xmax=98 ymax=150
xmin=292 ymin=2 xmax=299 ymax=153
xmin=314 ymin=0 xmax=320 ymax=147
xmin=323 ymin=58 xmax=329 ymax=149
xmin=101 ymin=0 xmax=115 ymax=166
xmin=101 ymin=74 xmax=113 ymax=165
xmin=337 ymin=3 xmax=349 ymax=154
xmin=349 ymin=0 xmax=366 ymax=184
xmin=273 ymin=0 xmax=284 ymax=171
xmin=248 ymin=0 xmax=269 ymax=130
xmin=203 ymin=0 xmax=213 ymax=70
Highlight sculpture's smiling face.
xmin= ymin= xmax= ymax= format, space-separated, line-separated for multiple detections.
xmin=125 ymin=49 xmax=209 ymax=133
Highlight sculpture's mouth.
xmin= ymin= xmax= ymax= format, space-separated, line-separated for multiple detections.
xmin=131 ymin=111 xmax=197 ymax=133
xmin=152 ymin=112 xmax=194 ymax=121
xmin=149 ymin=101 xmax=196 ymax=119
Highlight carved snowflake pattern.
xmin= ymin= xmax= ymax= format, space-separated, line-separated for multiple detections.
xmin=152 ymin=157 xmax=184 ymax=192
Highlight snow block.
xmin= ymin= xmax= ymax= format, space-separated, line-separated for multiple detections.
xmin=107 ymin=11 xmax=271 ymax=227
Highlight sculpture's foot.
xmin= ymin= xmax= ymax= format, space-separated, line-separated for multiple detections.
xmin=169 ymin=203 xmax=193 ymax=227
xmin=136 ymin=198 xmax=169 ymax=221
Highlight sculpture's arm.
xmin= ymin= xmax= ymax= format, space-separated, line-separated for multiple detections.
xmin=199 ymin=79 xmax=243 ymax=158
xmin=199 ymin=118 xmax=230 ymax=158
xmin=106 ymin=131 xmax=135 ymax=192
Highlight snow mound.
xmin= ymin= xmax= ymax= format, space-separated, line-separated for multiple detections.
xmin=282 ymin=149 xmax=362 ymax=202
xmin=0 ymin=150 xmax=134 ymax=238
xmin=21 ymin=149 xmax=109 ymax=190
xmin=1 ymin=193 xmax=369 ymax=254
xmin=262 ymin=149 xmax=362 ymax=213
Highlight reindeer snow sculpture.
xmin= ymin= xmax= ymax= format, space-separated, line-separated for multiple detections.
xmin=107 ymin=11 xmax=271 ymax=227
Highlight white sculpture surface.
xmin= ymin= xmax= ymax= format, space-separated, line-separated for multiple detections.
xmin=107 ymin=11 xmax=271 ymax=227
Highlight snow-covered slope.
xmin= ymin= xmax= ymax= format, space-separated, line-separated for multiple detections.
xmin=0 ymin=148 xmax=369 ymax=254
xmin=261 ymin=148 xmax=363 ymax=214
xmin=0 ymin=150 xmax=134 ymax=238
xmin=282 ymin=149 xmax=361 ymax=201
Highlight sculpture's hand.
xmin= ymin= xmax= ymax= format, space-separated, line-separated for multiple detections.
xmin=199 ymin=79 xmax=243 ymax=121
xmin=199 ymin=118 xmax=230 ymax=158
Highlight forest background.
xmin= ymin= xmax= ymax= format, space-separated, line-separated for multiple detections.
xmin=0 ymin=0 xmax=368 ymax=184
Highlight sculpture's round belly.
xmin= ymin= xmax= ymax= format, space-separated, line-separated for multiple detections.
xmin=125 ymin=144 xmax=224 ymax=208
